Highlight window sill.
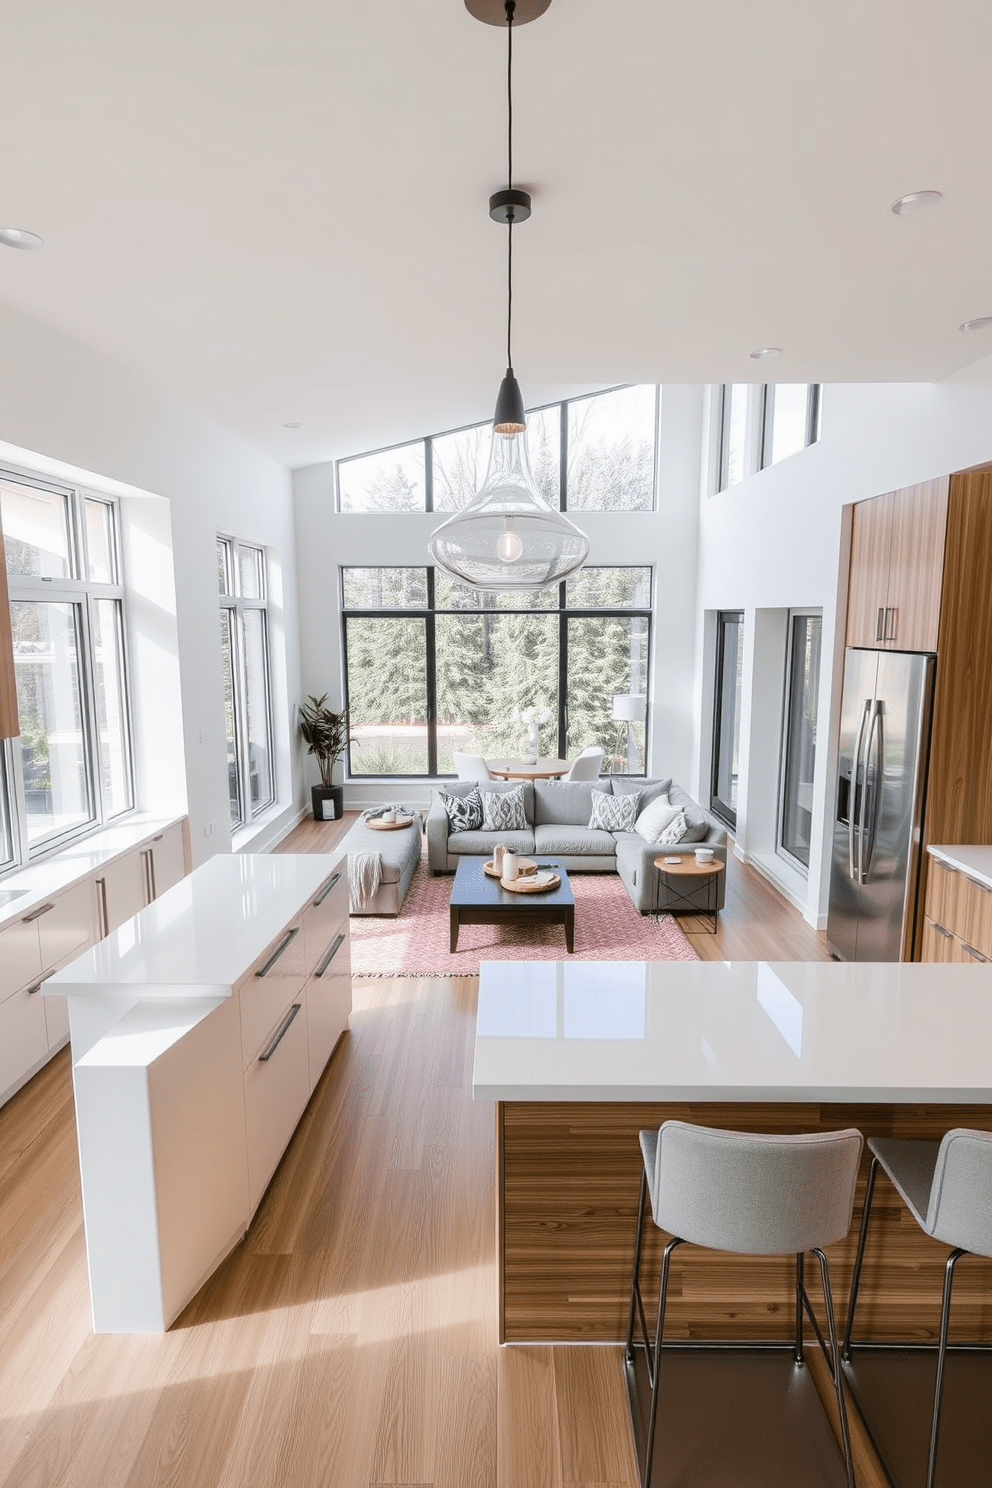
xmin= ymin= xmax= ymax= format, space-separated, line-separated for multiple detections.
xmin=231 ymin=801 xmax=296 ymax=853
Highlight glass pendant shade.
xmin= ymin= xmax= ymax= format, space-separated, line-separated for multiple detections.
xmin=428 ymin=409 xmax=590 ymax=592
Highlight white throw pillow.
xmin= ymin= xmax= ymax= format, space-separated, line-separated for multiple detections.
xmin=634 ymin=793 xmax=682 ymax=844
xmin=658 ymin=808 xmax=688 ymax=846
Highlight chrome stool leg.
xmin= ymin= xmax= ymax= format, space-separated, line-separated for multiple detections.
xmin=927 ymin=1246 xmax=966 ymax=1488
xmin=842 ymin=1152 xmax=879 ymax=1361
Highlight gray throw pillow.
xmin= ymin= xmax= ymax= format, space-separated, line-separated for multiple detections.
xmin=479 ymin=785 xmax=527 ymax=832
xmin=680 ymin=808 xmax=711 ymax=844
xmin=438 ymin=787 xmax=483 ymax=833
xmin=588 ymin=788 xmax=639 ymax=832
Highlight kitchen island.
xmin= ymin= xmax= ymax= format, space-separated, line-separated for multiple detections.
xmin=43 ymin=852 xmax=350 ymax=1333
xmin=474 ymin=958 xmax=992 ymax=1343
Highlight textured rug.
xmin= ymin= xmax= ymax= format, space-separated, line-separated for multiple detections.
xmin=350 ymin=858 xmax=699 ymax=975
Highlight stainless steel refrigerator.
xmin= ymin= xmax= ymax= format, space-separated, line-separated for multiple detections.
xmin=826 ymin=648 xmax=935 ymax=962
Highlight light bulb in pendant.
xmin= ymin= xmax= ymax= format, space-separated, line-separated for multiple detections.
xmin=498 ymin=517 xmax=523 ymax=563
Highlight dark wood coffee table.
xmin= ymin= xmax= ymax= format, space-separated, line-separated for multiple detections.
xmin=449 ymin=856 xmax=575 ymax=953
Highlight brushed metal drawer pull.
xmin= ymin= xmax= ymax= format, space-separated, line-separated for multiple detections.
xmin=875 ymin=607 xmax=884 ymax=642
xmin=932 ymin=923 xmax=952 ymax=938
xmin=22 ymin=902 xmax=55 ymax=922
xmin=152 ymin=834 xmax=164 ymax=842
xmin=315 ymin=933 xmax=345 ymax=978
xmin=254 ymin=926 xmax=299 ymax=977
xmin=966 ymin=877 xmax=992 ymax=894
xmin=258 ymin=1003 xmax=301 ymax=1061
xmin=96 ymin=876 xmax=110 ymax=938
xmin=938 ymin=862 xmax=958 ymax=873
xmin=962 ymin=943 xmax=988 ymax=963
xmin=27 ymin=982 xmax=43 ymax=995
xmin=314 ymin=872 xmax=342 ymax=907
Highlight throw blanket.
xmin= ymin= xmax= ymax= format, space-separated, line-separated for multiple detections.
xmin=349 ymin=805 xmax=424 ymax=911
xmin=349 ymin=852 xmax=382 ymax=913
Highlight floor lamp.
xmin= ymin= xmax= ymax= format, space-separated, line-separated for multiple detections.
xmin=612 ymin=694 xmax=646 ymax=773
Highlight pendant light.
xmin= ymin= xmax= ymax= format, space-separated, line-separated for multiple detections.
xmin=429 ymin=0 xmax=589 ymax=593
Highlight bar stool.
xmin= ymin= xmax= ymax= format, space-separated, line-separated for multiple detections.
xmin=843 ymin=1129 xmax=992 ymax=1488
xmin=624 ymin=1120 xmax=861 ymax=1488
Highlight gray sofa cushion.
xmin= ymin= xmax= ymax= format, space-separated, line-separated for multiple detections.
xmin=533 ymin=779 xmax=608 ymax=826
xmin=534 ymin=824 xmax=616 ymax=856
xmin=447 ymin=828 xmax=535 ymax=856
xmin=613 ymin=776 xmax=672 ymax=809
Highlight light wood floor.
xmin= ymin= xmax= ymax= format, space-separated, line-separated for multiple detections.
xmin=0 ymin=819 xmax=828 ymax=1488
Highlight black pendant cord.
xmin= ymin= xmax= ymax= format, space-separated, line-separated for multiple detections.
xmin=506 ymin=0 xmax=515 ymax=372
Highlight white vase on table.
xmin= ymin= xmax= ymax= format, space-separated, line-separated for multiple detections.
xmin=527 ymin=721 xmax=540 ymax=757
xmin=502 ymin=851 xmax=519 ymax=882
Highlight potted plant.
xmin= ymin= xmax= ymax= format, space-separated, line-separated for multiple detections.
xmin=299 ymin=694 xmax=354 ymax=821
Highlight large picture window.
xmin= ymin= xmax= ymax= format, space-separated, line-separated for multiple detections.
xmin=335 ymin=386 xmax=659 ymax=515
xmin=342 ymin=567 xmax=652 ymax=777
xmin=711 ymin=610 xmax=744 ymax=829
xmin=778 ymin=612 xmax=822 ymax=870
xmin=218 ymin=536 xmax=275 ymax=829
xmin=2 ymin=474 xmax=134 ymax=863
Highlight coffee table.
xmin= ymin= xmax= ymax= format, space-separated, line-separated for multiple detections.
xmin=449 ymin=856 xmax=575 ymax=953
xmin=653 ymin=855 xmax=725 ymax=933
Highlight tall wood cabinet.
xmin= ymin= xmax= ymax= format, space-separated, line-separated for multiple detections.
xmin=846 ymin=463 xmax=992 ymax=958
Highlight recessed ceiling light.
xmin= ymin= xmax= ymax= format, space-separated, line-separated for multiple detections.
xmin=960 ymin=317 xmax=992 ymax=333
xmin=0 ymin=226 xmax=45 ymax=250
xmin=749 ymin=347 xmax=781 ymax=360
xmin=282 ymin=421 xmax=305 ymax=429
xmin=890 ymin=190 xmax=943 ymax=216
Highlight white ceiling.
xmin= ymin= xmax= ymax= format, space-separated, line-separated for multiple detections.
xmin=2 ymin=0 xmax=991 ymax=468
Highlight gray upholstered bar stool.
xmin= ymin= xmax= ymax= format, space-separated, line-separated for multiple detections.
xmin=624 ymin=1120 xmax=861 ymax=1488
xmin=843 ymin=1129 xmax=992 ymax=1488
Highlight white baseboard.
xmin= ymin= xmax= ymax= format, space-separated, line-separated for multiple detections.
xmin=743 ymin=850 xmax=810 ymax=916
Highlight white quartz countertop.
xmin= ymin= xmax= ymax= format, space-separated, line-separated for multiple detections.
xmin=473 ymin=959 xmax=992 ymax=1103
xmin=43 ymin=853 xmax=343 ymax=997
xmin=0 ymin=814 xmax=186 ymax=930
xmin=928 ymin=844 xmax=992 ymax=890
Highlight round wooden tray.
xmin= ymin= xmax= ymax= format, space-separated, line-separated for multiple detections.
xmin=366 ymin=815 xmax=415 ymax=831
xmin=500 ymin=871 xmax=561 ymax=893
xmin=484 ymin=857 xmax=537 ymax=878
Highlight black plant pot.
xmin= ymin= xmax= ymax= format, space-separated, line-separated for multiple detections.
xmin=311 ymin=785 xmax=344 ymax=822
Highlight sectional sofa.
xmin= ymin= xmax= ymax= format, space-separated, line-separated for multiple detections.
xmin=426 ymin=776 xmax=728 ymax=915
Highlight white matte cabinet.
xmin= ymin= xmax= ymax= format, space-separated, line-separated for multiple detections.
xmin=44 ymin=853 xmax=351 ymax=1332
xmin=0 ymin=815 xmax=189 ymax=1108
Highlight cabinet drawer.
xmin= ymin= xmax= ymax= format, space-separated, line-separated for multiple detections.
xmin=0 ymin=917 xmax=42 ymax=1003
xmin=0 ymin=982 xmax=49 ymax=1100
xmin=926 ymin=858 xmax=962 ymax=932
xmin=239 ymin=919 xmax=308 ymax=1067
xmin=45 ymin=993 xmax=70 ymax=1049
xmin=921 ymin=916 xmax=958 ymax=963
xmin=301 ymin=867 xmax=347 ymax=975
xmin=147 ymin=824 xmax=187 ymax=899
xmin=306 ymin=931 xmax=351 ymax=1091
xmin=38 ymin=880 xmax=98 ymax=968
xmin=243 ymin=997 xmax=310 ymax=1214
xmin=959 ymin=875 xmax=992 ymax=961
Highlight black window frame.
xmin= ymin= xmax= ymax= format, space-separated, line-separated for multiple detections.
xmin=341 ymin=566 xmax=653 ymax=780
xmin=334 ymin=385 xmax=660 ymax=515
xmin=710 ymin=610 xmax=744 ymax=830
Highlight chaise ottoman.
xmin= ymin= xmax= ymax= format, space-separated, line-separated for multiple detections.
xmin=338 ymin=814 xmax=422 ymax=915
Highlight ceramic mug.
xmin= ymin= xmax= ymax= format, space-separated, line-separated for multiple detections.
xmin=381 ymin=809 xmax=396 ymax=824
xmin=503 ymin=850 xmax=519 ymax=882
xmin=695 ymin=847 xmax=714 ymax=863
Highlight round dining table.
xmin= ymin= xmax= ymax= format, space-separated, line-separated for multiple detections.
xmin=487 ymin=757 xmax=571 ymax=780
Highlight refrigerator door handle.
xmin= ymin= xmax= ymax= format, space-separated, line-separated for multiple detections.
xmin=849 ymin=698 xmax=871 ymax=881
xmin=858 ymin=699 xmax=883 ymax=884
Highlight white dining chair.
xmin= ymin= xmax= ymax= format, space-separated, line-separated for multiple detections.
xmin=453 ymin=751 xmax=493 ymax=781
xmin=566 ymin=745 xmax=604 ymax=780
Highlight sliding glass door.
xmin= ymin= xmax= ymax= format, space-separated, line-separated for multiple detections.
xmin=778 ymin=612 xmax=822 ymax=869
xmin=711 ymin=611 xmax=744 ymax=829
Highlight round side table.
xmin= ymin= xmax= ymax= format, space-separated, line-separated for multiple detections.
xmin=653 ymin=855 xmax=725 ymax=933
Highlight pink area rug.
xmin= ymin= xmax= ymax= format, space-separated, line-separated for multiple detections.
xmin=350 ymin=858 xmax=699 ymax=976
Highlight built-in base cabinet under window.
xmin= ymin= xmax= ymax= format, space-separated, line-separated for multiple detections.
xmin=0 ymin=818 xmax=188 ymax=1107
xmin=921 ymin=853 xmax=992 ymax=964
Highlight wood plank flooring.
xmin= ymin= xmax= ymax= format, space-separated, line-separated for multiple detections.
xmin=0 ymin=819 xmax=829 ymax=1487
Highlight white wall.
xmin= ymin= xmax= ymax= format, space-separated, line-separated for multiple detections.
xmin=292 ymin=386 xmax=704 ymax=809
xmin=695 ymin=379 xmax=992 ymax=927
xmin=0 ymin=302 xmax=303 ymax=865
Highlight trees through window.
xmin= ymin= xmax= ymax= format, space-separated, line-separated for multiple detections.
xmin=342 ymin=567 xmax=652 ymax=777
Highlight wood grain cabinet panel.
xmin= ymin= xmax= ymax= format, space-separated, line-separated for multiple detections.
xmin=960 ymin=875 xmax=992 ymax=959
xmin=920 ymin=916 xmax=956 ymax=963
xmin=847 ymin=492 xmax=893 ymax=647
xmin=925 ymin=857 xmax=961 ymax=929
xmin=885 ymin=478 xmax=949 ymax=651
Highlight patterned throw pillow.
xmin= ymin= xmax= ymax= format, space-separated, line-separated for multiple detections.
xmin=588 ymin=788 xmax=639 ymax=832
xmin=658 ymin=808 xmax=688 ymax=845
xmin=438 ymin=787 xmax=483 ymax=833
xmin=479 ymin=785 xmax=527 ymax=832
